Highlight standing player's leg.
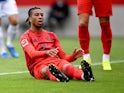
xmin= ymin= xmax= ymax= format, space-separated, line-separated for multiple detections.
xmin=0 ymin=18 xmax=10 ymax=58
xmin=99 ymin=17 xmax=112 ymax=70
xmin=5 ymin=0 xmax=19 ymax=58
xmin=7 ymin=14 xmax=19 ymax=58
xmin=78 ymin=14 xmax=91 ymax=64
xmin=94 ymin=0 xmax=113 ymax=70
xmin=77 ymin=0 xmax=92 ymax=64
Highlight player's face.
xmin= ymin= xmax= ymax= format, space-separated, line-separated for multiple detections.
xmin=30 ymin=9 xmax=44 ymax=28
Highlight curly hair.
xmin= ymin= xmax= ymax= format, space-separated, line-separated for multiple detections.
xmin=26 ymin=7 xmax=41 ymax=25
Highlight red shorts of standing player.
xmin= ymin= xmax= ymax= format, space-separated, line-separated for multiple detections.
xmin=77 ymin=0 xmax=113 ymax=70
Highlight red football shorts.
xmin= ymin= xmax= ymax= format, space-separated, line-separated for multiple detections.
xmin=33 ymin=59 xmax=69 ymax=79
xmin=77 ymin=0 xmax=113 ymax=17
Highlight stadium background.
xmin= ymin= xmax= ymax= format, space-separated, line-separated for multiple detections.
xmin=2 ymin=0 xmax=124 ymax=37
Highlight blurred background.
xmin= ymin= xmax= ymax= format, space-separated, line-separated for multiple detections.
xmin=1 ymin=0 xmax=124 ymax=37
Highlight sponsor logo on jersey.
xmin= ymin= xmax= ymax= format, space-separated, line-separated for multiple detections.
xmin=21 ymin=39 xmax=28 ymax=47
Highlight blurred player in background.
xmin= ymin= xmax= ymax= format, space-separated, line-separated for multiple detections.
xmin=46 ymin=0 xmax=69 ymax=32
xmin=0 ymin=0 xmax=19 ymax=58
xmin=20 ymin=7 xmax=94 ymax=82
xmin=77 ymin=0 xmax=113 ymax=70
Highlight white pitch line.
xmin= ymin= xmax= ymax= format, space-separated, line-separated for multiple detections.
xmin=75 ymin=59 xmax=124 ymax=66
xmin=0 ymin=60 xmax=124 ymax=76
xmin=0 ymin=71 xmax=28 ymax=76
xmin=90 ymin=59 xmax=124 ymax=66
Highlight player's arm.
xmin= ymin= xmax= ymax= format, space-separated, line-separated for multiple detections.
xmin=57 ymin=45 xmax=76 ymax=62
xmin=58 ymin=47 xmax=83 ymax=62
xmin=20 ymin=36 xmax=46 ymax=59
xmin=53 ymin=34 xmax=81 ymax=62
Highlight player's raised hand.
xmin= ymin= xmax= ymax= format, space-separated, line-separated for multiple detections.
xmin=72 ymin=48 xmax=84 ymax=59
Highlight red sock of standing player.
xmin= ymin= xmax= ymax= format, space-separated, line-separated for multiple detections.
xmin=78 ymin=25 xmax=90 ymax=54
xmin=100 ymin=22 xmax=112 ymax=54
xmin=65 ymin=65 xmax=84 ymax=80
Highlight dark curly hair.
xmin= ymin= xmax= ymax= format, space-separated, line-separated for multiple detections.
xmin=26 ymin=7 xmax=41 ymax=25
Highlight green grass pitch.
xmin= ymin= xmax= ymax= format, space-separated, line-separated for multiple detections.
xmin=0 ymin=37 xmax=124 ymax=93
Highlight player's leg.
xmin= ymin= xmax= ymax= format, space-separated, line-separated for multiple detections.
xmin=6 ymin=14 xmax=19 ymax=58
xmin=63 ymin=63 xmax=94 ymax=81
xmin=0 ymin=18 xmax=10 ymax=58
xmin=33 ymin=64 xmax=57 ymax=81
xmin=80 ymin=60 xmax=94 ymax=81
xmin=34 ymin=62 xmax=69 ymax=82
xmin=99 ymin=17 xmax=112 ymax=70
xmin=94 ymin=0 xmax=112 ymax=70
xmin=5 ymin=0 xmax=19 ymax=58
xmin=48 ymin=64 xmax=69 ymax=82
xmin=60 ymin=60 xmax=94 ymax=81
xmin=77 ymin=0 xmax=92 ymax=64
xmin=0 ymin=2 xmax=10 ymax=58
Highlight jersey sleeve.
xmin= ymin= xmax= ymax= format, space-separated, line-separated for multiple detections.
xmin=53 ymin=34 xmax=76 ymax=62
xmin=20 ymin=34 xmax=46 ymax=59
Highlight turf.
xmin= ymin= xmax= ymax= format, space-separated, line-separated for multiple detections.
xmin=0 ymin=37 xmax=124 ymax=93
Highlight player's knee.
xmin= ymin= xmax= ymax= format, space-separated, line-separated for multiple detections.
xmin=79 ymin=20 xmax=88 ymax=26
xmin=9 ymin=15 xmax=19 ymax=25
xmin=64 ymin=64 xmax=74 ymax=77
xmin=62 ymin=63 xmax=72 ymax=72
xmin=41 ymin=66 xmax=48 ymax=74
xmin=10 ymin=19 xmax=19 ymax=25
xmin=99 ymin=17 xmax=110 ymax=23
xmin=78 ymin=14 xmax=89 ymax=26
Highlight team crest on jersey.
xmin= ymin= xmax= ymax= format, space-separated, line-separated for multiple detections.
xmin=21 ymin=39 xmax=28 ymax=47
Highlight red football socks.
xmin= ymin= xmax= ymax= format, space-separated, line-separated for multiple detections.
xmin=65 ymin=65 xmax=83 ymax=80
xmin=46 ymin=69 xmax=56 ymax=81
xmin=100 ymin=22 xmax=112 ymax=54
xmin=78 ymin=25 xmax=90 ymax=54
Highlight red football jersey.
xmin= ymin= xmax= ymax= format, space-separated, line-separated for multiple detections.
xmin=20 ymin=29 xmax=75 ymax=76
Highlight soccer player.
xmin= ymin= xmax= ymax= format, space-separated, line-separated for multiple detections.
xmin=0 ymin=0 xmax=19 ymax=58
xmin=77 ymin=0 xmax=113 ymax=70
xmin=20 ymin=7 xmax=94 ymax=82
